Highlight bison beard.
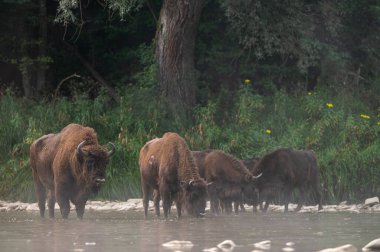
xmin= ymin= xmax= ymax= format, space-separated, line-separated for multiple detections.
xmin=30 ymin=123 xmax=115 ymax=219
xmin=139 ymin=132 xmax=208 ymax=219
xmin=252 ymin=148 xmax=323 ymax=212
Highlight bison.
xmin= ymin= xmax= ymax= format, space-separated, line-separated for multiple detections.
xmin=139 ymin=132 xmax=208 ymax=219
xmin=251 ymin=148 xmax=323 ymax=212
xmin=192 ymin=150 xmax=262 ymax=215
xmin=30 ymin=123 xmax=115 ymax=219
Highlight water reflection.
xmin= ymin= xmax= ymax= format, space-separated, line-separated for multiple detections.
xmin=0 ymin=211 xmax=379 ymax=251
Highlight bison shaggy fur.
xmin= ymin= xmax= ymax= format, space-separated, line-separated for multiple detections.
xmin=252 ymin=148 xmax=323 ymax=212
xmin=30 ymin=123 xmax=115 ymax=219
xmin=139 ymin=132 xmax=208 ymax=219
xmin=192 ymin=150 xmax=261 ymax=215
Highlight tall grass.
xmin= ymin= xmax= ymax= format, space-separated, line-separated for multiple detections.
xmin=0 ymin=84 xmax=379 ymax=203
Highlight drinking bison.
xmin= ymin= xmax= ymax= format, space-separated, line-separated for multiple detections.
xmin=139 ymin=132 xmax=208 ymax=219
xmin=30 ymin=123 xmax=115 ymax=219
xmin=251 ymin=148 xmax=323 ymax=212
xmin=192 ymin=150 xmax=262 ymax=215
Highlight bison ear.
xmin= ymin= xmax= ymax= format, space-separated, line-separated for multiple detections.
xmin=76 ymin=140 xmax=86 ymax=161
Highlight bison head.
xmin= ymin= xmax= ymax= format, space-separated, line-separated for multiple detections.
xmin=242 ymin=172 xmax=262 ymax=205
xmin=76 ymin=141 xmax=115 ymax=192
xmin=181 ymin=179 xmax=208 ymax=217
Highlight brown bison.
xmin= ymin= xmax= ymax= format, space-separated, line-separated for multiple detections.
xmin=251 ymin=148 xmax=323 ymax=212
xmin=192 ymin=150 xmax=262 ymax=215
xmin=30 ymin=123 xmax=115 ymax=219
xmin=139 ymin=132 xmax=208 ymax=219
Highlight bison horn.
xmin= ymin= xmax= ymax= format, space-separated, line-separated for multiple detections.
xmin=76 ymin=140 xmax=86 ymax=160
xmin=253 ymin=173 xmax=263 ymax=179
xmin=107 ymin=142 xmax=116 ymax=157
xmin=189 ymin=179 xmax=194 ymax=186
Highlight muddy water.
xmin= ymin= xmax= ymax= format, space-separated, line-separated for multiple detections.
xmin=0 ymin=210 xmax=379 ymax=252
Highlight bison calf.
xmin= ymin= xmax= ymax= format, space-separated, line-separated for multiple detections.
xmin=193 ymin=150 xmax=262 ymax=215
xmin=30 ymin=123 xmax=115 ymax=219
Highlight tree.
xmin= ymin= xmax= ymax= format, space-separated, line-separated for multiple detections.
xmin=55 ymin=0 xmax=204 ymax=110
xmin=155 ymin=0 xmax=205 ymax=109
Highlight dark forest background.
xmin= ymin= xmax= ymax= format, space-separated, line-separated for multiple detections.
xmin=0 ymin=0 xmax=379 ymax=203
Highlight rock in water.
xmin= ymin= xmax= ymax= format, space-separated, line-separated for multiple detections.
xmin=162 ymin=240 xmax=194 ymax=250
xmin=362 ymin=238 xmax=380 ymax=251
xmin=254 ymin=240 xmax=271 ymax=250
xmin=364 ymin=197 xmax=379 ymax=207
xmin=217 ymin=240 xmax=236 ymax=251
xmin=317 ymin=244 xmax=357 ymax=252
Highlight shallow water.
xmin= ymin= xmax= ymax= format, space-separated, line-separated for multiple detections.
xmin=0 ymin=210 xmax=379 ymax=252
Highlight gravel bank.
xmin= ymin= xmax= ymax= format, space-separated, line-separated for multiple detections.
xmin=1 ymin=198 xmax=379 ymax=213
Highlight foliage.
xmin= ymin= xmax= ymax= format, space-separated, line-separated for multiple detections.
xmin=1 ymin=83 xmax=379 ymax=204
xmin=1 ymin=0 xmax=380 ymax=205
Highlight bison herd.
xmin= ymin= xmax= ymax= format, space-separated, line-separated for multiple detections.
xmin=30 ymin=124 xmax=323 ymax=219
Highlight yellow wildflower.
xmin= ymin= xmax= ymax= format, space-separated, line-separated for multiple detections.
xmin=326 ymin=103 xmax=334 ymax=108
xmin=244 ymin=79 xmax=251 ymax=84
xmin=265 ymin=129 xmax=271 ymax=134
xmin=308 ymin=92 xmax=312 ymax=96
xmin=377 ymin=121 xmax=380 ymax=126
xmin=360 ymin=114 xmax=370 ymax=119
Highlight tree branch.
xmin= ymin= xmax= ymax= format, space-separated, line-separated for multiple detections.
xmin=64 ymin=41 xmax=120 ymax=103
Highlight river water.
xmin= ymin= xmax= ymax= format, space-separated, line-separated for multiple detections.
xmin=0 ymin=210 xmax=379 ymax=252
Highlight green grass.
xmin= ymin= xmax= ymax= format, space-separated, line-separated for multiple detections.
xmin=0 ymin=84 xmax=379 ymax=204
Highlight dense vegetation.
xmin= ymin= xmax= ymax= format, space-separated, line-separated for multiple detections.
xmin=1 ymin=84 xmax=379 ymax=203
xmin=0 ymin=0 xmax=379 ymax=204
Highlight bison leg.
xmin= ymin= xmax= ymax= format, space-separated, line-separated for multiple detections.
xmin=32 ymin=171 xmax=46 ymax=218
xmin=47 ymin=190 xmax=56 ymax=218
xmin=174 ymin=193 xmax=182 ymax=219
xmin=75 ymin=202 xmax=86 ymax=219
xmin=208 ymin=186 xmax=220 ymax=215
xmin=142 ymin=183 xmax=151 ymax=219
xmin=224 ymin=199 xmax=232 ymax=214
xmin=56 ymin=192 xmax=71 ymax=219
xmin=153 ymin=189 xmax=161 ymax=217
xmin=262 ymin=200 xmax=270 ymax=212
xmin=233 ymin=201 xmax=239 ymax=214
xmin=283 ymin=187 xmax=294 ymax=212
xmin=159 ymin=185 xmax=171 ymax=219
xmin=310 ymin=184 xmax=323 ymax=211
xmin=239 ymin=202 xmax=246 ymax=213
xmin=295 ymin=188 xmax=305 ymax=212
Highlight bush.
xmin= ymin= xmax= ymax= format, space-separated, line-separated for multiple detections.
xmin=0 ymin=84 xmax=379 ymax=204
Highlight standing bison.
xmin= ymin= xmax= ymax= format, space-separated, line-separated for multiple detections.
xmin=30 ymin=123 xmax=115 ymax=219
xmin=139 ymin=132 xmax=208 ymax=219
xmin=252 ymin=148 xmax=323 ymax=212
xmin=192 ymin=150 xmax=261 ymax=215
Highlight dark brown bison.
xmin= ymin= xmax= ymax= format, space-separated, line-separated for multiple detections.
xmin=30 ymin=123 xmax=115 ymax=219
xmin=251 ymin=148 xmax=323 ymax=212
xmin=139 ymin=132 xmax=208 ymax=219
xmin=192 ymin=150 xmax=261 ymax=215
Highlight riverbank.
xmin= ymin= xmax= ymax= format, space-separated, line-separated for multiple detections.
xmin=1 ymin=198 xmax=380 ymax=213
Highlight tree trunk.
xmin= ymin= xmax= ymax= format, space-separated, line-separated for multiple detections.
xmin=155 ymin=0 xmax=204 ymax=109
xmin=37 ymin=0 xmax=48 ymax=95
